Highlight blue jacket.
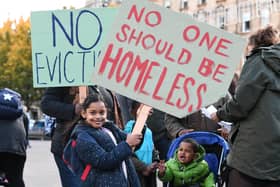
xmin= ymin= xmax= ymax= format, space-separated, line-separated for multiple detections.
xmin=69 ymin=121 xmax=141 ymax=187
xmin=124 ymin=120 xmax=154 ymax=165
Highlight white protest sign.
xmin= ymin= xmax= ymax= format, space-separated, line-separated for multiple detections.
xmin=94 ymin=0 xmax=246 ymax=118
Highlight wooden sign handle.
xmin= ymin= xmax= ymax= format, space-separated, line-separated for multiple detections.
xmin=79 ymin=86 xmax=88 ymax=104
xmin=132 ymin=104 xmax=152 ymax=135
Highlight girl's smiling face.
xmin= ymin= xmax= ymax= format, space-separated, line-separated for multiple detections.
xmin=81 ymin=101 xmax=107 ymax=128
xmin=177 ymin=142 xmax=197 ymax=164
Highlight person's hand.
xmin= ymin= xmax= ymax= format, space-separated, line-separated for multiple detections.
xmin=75 ymin=104 xmax=82 ymax=116
xmin=218 ymin=127 xmax=229 ymax=140
xmin=142 ymin=162 xmax=158 ymax=176
xmin=178 ymin=129 xmax=194 ymax=137
xmin=157 ymin=160 xmax=166 ymax=177
xmin=210 ymin=112 xmax=220 ymax=123
xmin=148 ymin=108 xmax=153 ymax=116
xmin=126 ymin=133 xmax=142 ymax=147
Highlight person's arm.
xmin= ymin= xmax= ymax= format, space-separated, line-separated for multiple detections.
xmin=40 ymin=87 xmax=77 ymax=121
xmin=217 ymin=58 xmax=268 ymax=122
xmin=76 ymin=132 xmax=133 ymax=170
xmin=164 ymin=114 xmax=185 ymax=138
xmin=165 ymin=114 xmax=194 ymax=138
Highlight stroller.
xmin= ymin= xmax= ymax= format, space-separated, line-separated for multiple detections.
xmin=166 ymin=131 xmax=230 ymax=187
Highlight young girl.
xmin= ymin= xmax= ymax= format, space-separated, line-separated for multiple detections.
xmin=66 ymin=94 xmax=142 ymax=187
xmin=157 ymin=138 xmax=215 ymax=187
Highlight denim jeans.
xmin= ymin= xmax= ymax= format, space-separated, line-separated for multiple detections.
xmin=53 ymin=154 xmax=81 ymax=187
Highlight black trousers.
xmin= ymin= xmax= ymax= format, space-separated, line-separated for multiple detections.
xmin=0 ymin=152 xmax=26 ymax=187
xmin=228 ymin=168 xmax=280 ymax=187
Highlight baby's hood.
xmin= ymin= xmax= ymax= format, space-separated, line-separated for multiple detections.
xmin=173 ymin=144 xmax=206 ymax=163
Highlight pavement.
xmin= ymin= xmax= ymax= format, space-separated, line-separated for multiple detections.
xmin=24 ymin=140 xmax=163 ymax=187
xmin=24 ymin=140 xmax=60 ymax=187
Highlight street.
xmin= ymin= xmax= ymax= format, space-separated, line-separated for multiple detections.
xmin=24 ymin=140 xmax=163 ymax=187
xmin=24 ymin=140 xmax=60 ymax=187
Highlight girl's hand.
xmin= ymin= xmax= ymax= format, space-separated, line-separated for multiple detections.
xmin=157 ymin=160 xmax=166 ymax=177
xmin=142 ymin=161 xmax=158 ymax=176
xmin=126 ymin=133 xmax=142 ymax=147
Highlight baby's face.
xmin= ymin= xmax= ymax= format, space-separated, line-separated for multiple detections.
xmin=177 ymin=142 xmax=196 ymax=164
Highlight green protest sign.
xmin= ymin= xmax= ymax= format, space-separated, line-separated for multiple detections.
xmin=31 ymin=8 xmax=117 ymax=87
xmin=94 ymin=0 xmax=246 ymax=118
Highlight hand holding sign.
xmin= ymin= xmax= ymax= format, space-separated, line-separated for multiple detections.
xmin=132 ymin=104 xmax=152 ymax=135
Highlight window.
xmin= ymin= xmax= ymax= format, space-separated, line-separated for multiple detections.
xmin=242 ymin=12 xmax=251 ymax=32
xmin=197 ymin=10 xmax=207 ymax=22
xmin=261 ymin=9 xmax=270 ymax=27
xmin=272 ymin=0 xmax=280 ymax=11
xmin=215 ymin=6 xmax=226 ymax=29
xmin=165 ymin=0 xmax=171 ymax=8
xmin=198 ymin=0 xmax=206 ymax=5
xmin=180 ymin=0 xmax=188 ymax=9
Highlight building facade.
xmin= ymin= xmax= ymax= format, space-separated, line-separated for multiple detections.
xmin=85 ymin=0 xmax=280 ymax=71
xmin=85 ymin=0 xmax=280 ymax=37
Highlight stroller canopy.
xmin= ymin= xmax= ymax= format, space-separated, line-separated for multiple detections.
xmin=167 ymin=131 xmax=230 ymax=177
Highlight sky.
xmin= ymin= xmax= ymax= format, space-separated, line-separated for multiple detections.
xmin=0 ymin=0 xmax=86 ymax=26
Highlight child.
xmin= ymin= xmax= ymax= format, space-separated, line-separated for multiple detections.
xmin=66 ymin=94 xmax=142 ymax=187
xmin=157 ymin=138 xmax=215 ymax=187
xmin=124 ymin=101 xmax=159 ymax=187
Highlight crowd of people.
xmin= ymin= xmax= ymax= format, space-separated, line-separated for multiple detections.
xmin=0 ymin=25 xmax=279 ymax=187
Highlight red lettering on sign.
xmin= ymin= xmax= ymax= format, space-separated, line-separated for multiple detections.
xmin=198 ymin=57 xmax=214 ymax=77
xmin=116 ymin=24 xmax=130 ymax=42
xmin=127 ymin=4 xmax=161 ymax=27
xmin=182 ymin=25 xmax=232 ymax=58
xmin=127 ymin=4 xmax=145 ymax=23
xmin=116 ymin=51 xmax=134 ymax=83
xmin=139 ymin=61 xmax=160 ymax=95
xmin=177 ymin=77 xmax=195 ymax=109
xmin=152 ymin=67 xmax=167 ymax=101
xmin=178 ymin=48 xmax=192 ymax=65
xmin=199 ymin=32 xmax=217 ymax=50
xmin=125 ymin=55 xmax=149 ymax=89
xmin=183 ymin=25 xmax=200 ymax=42
xmin=212 ymin=64 xmax=228 ymax=83
xmin=115 ymin=24 xmax=192 ymax=65
xmin=99 ymin=44 xmax=210 ymax=113
xmin=142 ymin=34 xmax=156 ymax=49
xmin=166 ymin=73 xmax=185 ymax=106
xmin=164 ymin=44 xmax=175 ymax=62
xmin=196 ymin=84 xmax=207 ymax=110
xmin=98 ymin=43 xmax=122 ymax=79
xmin=215 ymin=38 xmax=232 ymax=57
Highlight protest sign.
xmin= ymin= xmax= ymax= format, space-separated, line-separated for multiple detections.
xmin=31 ymin=8 xmax=117 ymax=87
xmin=94 ymin=0 xmax=246 ymax=118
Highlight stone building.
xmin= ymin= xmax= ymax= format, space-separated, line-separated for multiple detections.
xmin=85 ymin=0 xmax=280 ymax=37
xmin=85 ymin=0 xmax=280 ymax=71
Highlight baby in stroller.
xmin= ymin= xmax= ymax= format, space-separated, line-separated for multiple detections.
xmin=158 ymin=138 xmax=215 ymax=187
xmin=160 ymin=131 xmax=229 ymax=187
